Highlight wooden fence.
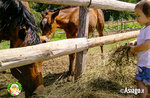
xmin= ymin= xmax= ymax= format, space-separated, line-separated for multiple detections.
xmin=0 ymin=31 xmax=139 ymax=72
xmin=18 ymin=0 xmax=135 ymax=11
xmin=1 ymin=0 xmax=137 ymax=79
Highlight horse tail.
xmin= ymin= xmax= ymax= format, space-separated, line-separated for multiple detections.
xmin=96 ymin=9 xmax=105 ymax=36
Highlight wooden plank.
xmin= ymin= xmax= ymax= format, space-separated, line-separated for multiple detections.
xmin=75 ymin=7 xmax=89 ymax=80
xmin=0 ymin=30 xmax=139 ymax=71
xmin=0 ymin=38 xmax=88 ymax=71
xmin=18 ymin=0 xmax=135 ymax=11
xmin=88 ymin=30 xmax=139 ymax=47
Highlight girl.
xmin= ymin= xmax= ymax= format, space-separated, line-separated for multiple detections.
xmin=129 ymin=0 xmax=150 ymax=98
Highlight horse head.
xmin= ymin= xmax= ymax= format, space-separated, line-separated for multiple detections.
xmin=10 ymin=25 xmax=41 ymax=48
xmin=0 ymin=0 xmax=44 ymax=97
xmin=0 ymin=0 xmax=41 ymax=47
xmin=40 ymin=9 xmax=59 ymax=42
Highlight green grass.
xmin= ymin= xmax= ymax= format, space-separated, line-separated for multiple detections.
xmin=0 ymin=33 xmax=66 ymax=50
xmin=104 ymin=21 xmax=143 ymax=32
xmin=0 ymin=41 xmax=10 ymax=50
xmin=105 ymin=38 xmax=136 ymax=49
xmin=56 ymin=29 xmax=64 ymax=32
xmin=51 ymin=33 xmax=66 ymax=41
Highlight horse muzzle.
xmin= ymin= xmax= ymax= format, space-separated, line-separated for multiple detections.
xmin=40 ymin=36 xmax=50 ymax=43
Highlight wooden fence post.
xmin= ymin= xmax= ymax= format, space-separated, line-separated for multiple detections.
xmin=74 ymin=7 xmax=89 ymax=80
xmin=121 ymin=18 xmax=123 ymax=33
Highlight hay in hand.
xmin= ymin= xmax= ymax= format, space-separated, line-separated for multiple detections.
xmin=108 ymin=43 xmax=137 ymax=67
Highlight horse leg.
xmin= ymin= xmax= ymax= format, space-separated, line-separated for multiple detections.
xmin=10 ymin=62 xmax=44 ymax=97
xmin=32 ymin=62 xmax=44 ymax=95
xmin=68 ymin=53 xmax=75 ymax=76
xmin=65 ymin=30 xmax=77 ymax=81
xmin=96 ymin=24 xmax=104 ymax=59
xmin=96 ymin=9 xmax=105 ymax=59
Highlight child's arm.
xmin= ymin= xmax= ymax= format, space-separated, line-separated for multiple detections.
xmin=130 ymin=39 xmax=150 ymax=53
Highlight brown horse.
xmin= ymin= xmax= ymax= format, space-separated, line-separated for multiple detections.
xmin=0 ymin=0 xmax=44 ymax=97
xmin=40 ymin=6 xmax=105 ymax=78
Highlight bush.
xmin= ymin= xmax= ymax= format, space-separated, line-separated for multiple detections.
xmin=30 ymin=8 xmax=42 ymax=27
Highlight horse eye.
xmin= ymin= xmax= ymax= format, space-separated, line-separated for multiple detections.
xmin=49 ymin=24 xmax=52 ymax=29
xmin=45 ymin=12 xmax=48 ymax=15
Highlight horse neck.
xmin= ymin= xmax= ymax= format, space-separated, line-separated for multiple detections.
xmin=55 ymin=7 xmax=78 ymax=29
xmin=9 ymin=27 xmax=25 ymax=48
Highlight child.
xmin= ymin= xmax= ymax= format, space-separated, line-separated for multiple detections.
xmin=129 ymin=0 xmax=150 ymax=97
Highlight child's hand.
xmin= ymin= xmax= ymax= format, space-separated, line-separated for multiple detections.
xmin=130 ymin=46 xmax=135 ymax=53
xmin=129 ymin=40 xmax=137 ymax=46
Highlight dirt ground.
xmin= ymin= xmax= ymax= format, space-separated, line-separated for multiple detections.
xmin=0 ymin=54 xmax=69 ymax=97
xmin=0 ymin=47 xmax=101 ymax=97
xmin=0 ymin=46 xmax=137 ymax=98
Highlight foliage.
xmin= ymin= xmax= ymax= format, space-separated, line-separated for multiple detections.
xmin=28 ymin=0 xmax=140 ymax=24
xmin=30 ymin=8 xmax=42 ymax=27
xmin=29 ymin=3 xmax=61 ymax=12
xmin=120 ymin=0 xmax=140 ymax=3
xmin=104 ymin=0 xmax=140 ymax=21
xmin=103 ymin=10 xmax=135 ymax=21
xmin=29 ymin=3 xmax=62 ymax=27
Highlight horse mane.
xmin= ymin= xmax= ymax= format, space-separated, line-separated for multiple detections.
xmin=0 ymin=0 xmax=41 ymax=45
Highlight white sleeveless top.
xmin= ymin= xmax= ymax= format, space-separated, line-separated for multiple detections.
xmin=137 ymin=25 xmax=150 ymax=68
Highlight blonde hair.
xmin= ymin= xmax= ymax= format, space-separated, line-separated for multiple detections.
xmin=135 ymin=0 xmax=150 ymax=17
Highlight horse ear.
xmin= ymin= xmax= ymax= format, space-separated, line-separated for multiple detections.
xmin=51 ymin=11 xmax=59 ymax=20
xmin=41 ymin=11 xmax=45 ymax=17
xmin=18 ymin=28 xmax=26 ymax=40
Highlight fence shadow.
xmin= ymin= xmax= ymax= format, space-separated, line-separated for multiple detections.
xmin=43 ymin=72 xmax=68 ymax=87
xmin=90 ymin=77 xmax=127 ymax=95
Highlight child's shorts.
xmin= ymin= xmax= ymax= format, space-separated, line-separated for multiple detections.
xmin=135 ymin=66 xmax=150 ymax=85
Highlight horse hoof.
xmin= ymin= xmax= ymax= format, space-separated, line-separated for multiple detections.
xmin=67 ymin=75 xmax=73 ymax=82
xmin=33 ymin=85 xmax=45 ymax=95
xmin=101 ymin=54 xmax=105 ymax=59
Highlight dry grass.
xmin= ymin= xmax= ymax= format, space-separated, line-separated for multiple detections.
xmin=108 ymin=44 xmax=136 ymax=67
xmin=0 ymin=42 xmax=138 ymax=98
xmin=40 ymin=44 xmax=138 ymax=98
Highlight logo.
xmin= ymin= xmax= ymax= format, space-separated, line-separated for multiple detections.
xmin=120 ymin=87 xmax=144 ymax=95
xmin=7 ymin=82 xmax=22 ymax=96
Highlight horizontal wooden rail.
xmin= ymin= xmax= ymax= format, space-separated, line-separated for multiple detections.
xmin=0 ymin=30 xmax=139 ymax=71
xmin=19 ymin=0 xmax=136 ymax=11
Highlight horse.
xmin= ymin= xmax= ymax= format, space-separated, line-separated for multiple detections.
xmin=40 ymin=6 xmax=105 ymax=79
xmin=0 ymin=0 xmax=44 ymax=97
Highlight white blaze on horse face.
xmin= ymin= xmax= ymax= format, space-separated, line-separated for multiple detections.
xmin=42 ymin=18 xmax=48 ymax=28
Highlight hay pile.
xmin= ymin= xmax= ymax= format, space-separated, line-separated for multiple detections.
xmin=108 ymin=43 xmax=137 ymax=67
